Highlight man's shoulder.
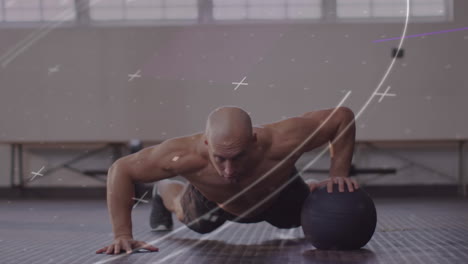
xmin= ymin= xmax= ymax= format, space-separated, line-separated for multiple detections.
xmin=260 ymin=116 xmax=307 ymax=144
xmin=258 ymin=118 xmax=306 ymax=160
xmin=152 ymin=133 xmax=207 ymax=175
xmin=261 ymin=117 xmax=302 ymax=133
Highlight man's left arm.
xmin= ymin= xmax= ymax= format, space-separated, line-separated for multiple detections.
xmin=327 ymin=107 xmax=358 ymax=193
xmin=300 ymin=107 xmax=359 ymax=193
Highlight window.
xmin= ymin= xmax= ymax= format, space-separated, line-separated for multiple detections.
xmin=43 ymin=0 xmax=76 ymax=21
xmin=0 ymin=0 xmax=76 ymax=22
xmin=89 ymin=0 xmax=198 ymax=21
xmin=412 ymin=0 xmax=447 ymax=17
xmin=0 ymin=0 xmax=453 ymax=25
xmin=337 ymin=0 xmax=451 ymax=21
xmin=213 ymin=0 xmax=322 ymax=21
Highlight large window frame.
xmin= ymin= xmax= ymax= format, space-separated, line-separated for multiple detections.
xmin=0 ymin=0 xmax=454 ymax=28
xmin=0 ymin=0 xmax=77 ymax=26
xmin=335 ymin=0 xmax=453 ymax=23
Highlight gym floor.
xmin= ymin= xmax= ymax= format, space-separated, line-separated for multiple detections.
xmin=2 ymin=197 xmax=467 ymax=264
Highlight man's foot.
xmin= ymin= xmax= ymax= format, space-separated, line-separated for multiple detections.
xmin=149 ymin=185 xmax=173 ymax=232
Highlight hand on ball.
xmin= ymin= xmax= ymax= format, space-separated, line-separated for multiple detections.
xmin=306 ymin=177 xmax=359 ymax=193
xmin=327 ymin=177 xmax=359 ymax=193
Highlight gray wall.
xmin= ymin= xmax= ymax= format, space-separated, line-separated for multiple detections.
xmin=0 ymin=2 xmax=467 ymax=142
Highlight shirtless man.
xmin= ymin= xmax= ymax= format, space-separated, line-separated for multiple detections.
xmin=96 ymin=106 xmax=359 ymax=255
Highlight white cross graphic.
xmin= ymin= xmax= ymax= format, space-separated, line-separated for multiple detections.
xmin=374 ymin=86 xmax=396 ymax=102
xmin=232 ymin=76 xmax=248 ymax=91
xmin=128 ymin=70 xmax=142 ymax=82
xmin=30 ymin=166 xmax=45 ymax=182
xmin=132 ymin=191 xmax=149 ymax=209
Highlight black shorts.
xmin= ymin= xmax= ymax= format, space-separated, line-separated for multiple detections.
xmin=179 ymin=167 xmax=310 ymax=234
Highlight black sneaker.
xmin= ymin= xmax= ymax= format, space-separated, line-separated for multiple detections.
xmin=149 ymin=186 xmax=173 ymax=232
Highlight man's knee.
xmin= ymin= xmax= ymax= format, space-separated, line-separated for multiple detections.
xmin=157 ymin=179 xmax=185 ymax=194
xmin=174 ymin=197 xmax=185 ymax=222
xmin=157 ymin=180 xmax=187 ymax=209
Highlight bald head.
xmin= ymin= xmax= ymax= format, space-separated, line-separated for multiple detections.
xmin=205 ymin=106 xmax=257 ymax=182
xmin=205 ymin=106 xmax=253 ymax=148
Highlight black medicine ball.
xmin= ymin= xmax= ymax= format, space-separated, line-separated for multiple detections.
xmin=301 ymin=184 xmax=377 ymax=250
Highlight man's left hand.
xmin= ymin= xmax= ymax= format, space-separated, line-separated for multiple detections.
xmin=327 ymin=176 xmax=359 ymax=193
xmin=306 ymin=177 xmax=359 ymax=193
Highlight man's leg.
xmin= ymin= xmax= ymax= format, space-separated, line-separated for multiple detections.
xmin=154 ymin=179 xmax=188 ymax=221
xmin=149 ymin=179 xmax=187 ymax=231
xmin=160 ymin=181 xmax=230 ymax=234
xmin=263 ymin=175 xmax=311 ymax=229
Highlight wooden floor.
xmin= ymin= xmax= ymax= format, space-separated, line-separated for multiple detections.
xmin=1 ymin=197 xmax=468 ymax=264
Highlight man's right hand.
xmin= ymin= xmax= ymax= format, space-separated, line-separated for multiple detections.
xmin=95 ymin=236 xmax=159 ymax=255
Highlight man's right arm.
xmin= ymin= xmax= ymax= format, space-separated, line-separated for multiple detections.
xmin=98 ymin=139 xmax=195 ymax=254
xmin=107 ymin=142 xmax=179 ymax=239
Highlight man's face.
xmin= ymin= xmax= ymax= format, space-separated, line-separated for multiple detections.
xmin=207 ymin=135 xmax=255 ymax=183
xmin=213 ymin=148 xmax=248 ymax=183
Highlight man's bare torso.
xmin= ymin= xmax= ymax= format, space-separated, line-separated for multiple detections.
xmin=176 ymin=122 xmax=304 ymax=218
